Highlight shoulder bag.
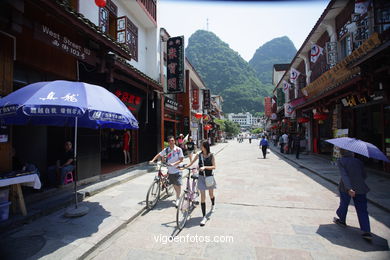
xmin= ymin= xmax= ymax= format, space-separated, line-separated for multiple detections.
xmin=200 ymin=153 xmax=215 ymax=188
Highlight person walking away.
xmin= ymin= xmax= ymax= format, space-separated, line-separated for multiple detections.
xmin=259 ymin=136 xmax=269 ymax=159
xmin=279 ymin=135 xmax=284 ymax=153
xmin=293 ymin=133 xmax=301 ymax=159
xmin=123 ymin=129 xmax=131 ymax=164
xmin=333 ymin=149 xmax=372 ymax=240
xmin=249 ymin=136 xmax=252 ymax=144
xmin=186 ymin=136 xmax=196 ymax=162
xmin=273 ymin=133 xmax=277 ymax=146
xmin=185 ymin=141 xmax=216 ymax=226
xmin=150 ymin=136 xmax=184 ymax=207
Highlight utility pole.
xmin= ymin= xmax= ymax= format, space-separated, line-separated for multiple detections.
xmin=206 ymin=18 xmax=209 ymax=31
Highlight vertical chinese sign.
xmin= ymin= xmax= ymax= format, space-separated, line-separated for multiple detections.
xmin=167 ymin=36 xmax=185 ymax=93
xmin=203 ymin=89 xmax=210 ymax=110
xmin=192 ymin=88 xmax=199 ymax=110
xmin=264 ymin=97 xmax=272 ymax=117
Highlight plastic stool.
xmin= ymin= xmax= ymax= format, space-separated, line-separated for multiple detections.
xmin=64 ymin=172 xmax=74 ymax=185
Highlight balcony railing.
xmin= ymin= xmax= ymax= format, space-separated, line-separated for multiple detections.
xmin=137 ymin=0 xmax=156 ymax=23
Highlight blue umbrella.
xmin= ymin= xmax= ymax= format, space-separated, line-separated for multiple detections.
xmin=0 ymin=80 xmax=139 ymax=214
xmin=325 ymin=137 xmax=390 ymax=163
xmin=0 ymin=80 xmax=138 ymax=129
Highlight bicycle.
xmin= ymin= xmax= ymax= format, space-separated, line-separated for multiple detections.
xmin=146 ymin=161 xmax=173 ymax=209
xmin=176 ymin=166 xmax=199 ymax=230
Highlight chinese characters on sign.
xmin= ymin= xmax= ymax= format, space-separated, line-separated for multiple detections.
xmin=341 ymin=92 xmax=385 ymax=108
xmin=203 ymin=89 xmax=210 ymax=109
xmin=192 ymin=88 xmax=199 ymax=109
xmin=166 ymin=36 xmax=185 ymax=93
xmin=165 ymin=97 xmax=179 ymax=111
xmin=326 ymin=42 xmax=337 ymax=66
xmin=264 ymin=97 xmax=272 ymax=117
xmin=114 ymin=90 xmax=142 ymax=113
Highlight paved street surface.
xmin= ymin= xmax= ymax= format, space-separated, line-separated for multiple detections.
xmin=84 ymin=140 xmax=390 ymax=260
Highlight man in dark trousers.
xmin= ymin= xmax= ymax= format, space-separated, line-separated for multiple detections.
xmin=259 ymin=136 xmax=269 ymax=159
xmin=293 ymin=133 xmax=301 ymax=159
xmin=333 ymin=149 xmax=372 ymax=240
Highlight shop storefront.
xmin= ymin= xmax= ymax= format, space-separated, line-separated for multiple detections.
xmin=0 ymin=0 xmax=161 ymax=186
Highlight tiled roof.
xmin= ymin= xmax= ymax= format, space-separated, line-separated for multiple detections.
xmin=115 ymin=56 xmax=161 ymax=88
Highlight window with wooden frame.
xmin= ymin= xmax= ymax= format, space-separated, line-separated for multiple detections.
xmin=374 ymin=0 xmax=390 ymax=34
xmin=117 ymin=16 xmax=138 ymax=61
xmin=99 ymin=0 xmax=118 ymax=40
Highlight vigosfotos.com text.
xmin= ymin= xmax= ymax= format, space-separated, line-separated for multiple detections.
xmin=153 ymin=234 xmax=234 ymax=244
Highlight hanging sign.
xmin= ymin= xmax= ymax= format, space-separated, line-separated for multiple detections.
xmin=166 ymin=36 xmax=185 ymax=94
xmin=192 ymin=88 xmax=199 ymax=109
xmin=114 ymin=90 xmax=143 ymax=113
xmin=164 ymin=97 xmax=179 ymax=111
xmin=264 ymin=97 xmax=272 ymax=117
xmin=203 ymin=89 xmax=211 ymax=109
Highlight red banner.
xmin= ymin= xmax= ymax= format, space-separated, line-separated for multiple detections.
xmin=192 ymin=88 xmax=199 ymax=109
xmin=264 ymin=97 xmax=272 ymax=117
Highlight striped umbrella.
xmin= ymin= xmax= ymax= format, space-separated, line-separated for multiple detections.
xmin=325 ymin=137 xmax=390 ymax=162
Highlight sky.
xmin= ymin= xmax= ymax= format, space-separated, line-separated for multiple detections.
xmin=158 ymin=0 xmax=330 ymax=61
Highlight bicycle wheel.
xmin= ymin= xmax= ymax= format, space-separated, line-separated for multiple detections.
xmin=146 ymin=180 xmax=161 ymax=209
xmin=176 ymin=194 xmax=190 ymax=230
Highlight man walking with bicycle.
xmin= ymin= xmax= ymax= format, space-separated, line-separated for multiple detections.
xmin=150 ymin=136 xmax=184 ymax=207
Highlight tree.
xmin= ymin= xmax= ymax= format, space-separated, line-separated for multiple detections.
xmin=251 ymin=128 xmax=263 ymax=134
xmin=224 ymin=120 xmax=240 ymax=137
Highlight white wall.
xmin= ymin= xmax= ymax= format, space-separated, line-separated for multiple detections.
xmin=273 ymin=70 xmax=286 ymax=87
xmin=78 ymin=1 xmax=158 ymax=81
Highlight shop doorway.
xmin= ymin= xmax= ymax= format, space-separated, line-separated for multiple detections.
xmin=101 ymin=129 xmax=129 ymax=174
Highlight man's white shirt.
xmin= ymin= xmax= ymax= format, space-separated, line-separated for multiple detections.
xmin=159 ymin=145 xmax=184 ymax=174
xmin=282 ymin=134 xmax=289 ymax=144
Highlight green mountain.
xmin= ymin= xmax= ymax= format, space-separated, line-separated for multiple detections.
xmin=249 ymin=36 xmax=297 ymax=84
xmin=185 ymin=30 xmax=269 ymax=114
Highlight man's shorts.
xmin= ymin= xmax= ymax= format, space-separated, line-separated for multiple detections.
xmin=168 ymin=172 xmax=182 ymax=186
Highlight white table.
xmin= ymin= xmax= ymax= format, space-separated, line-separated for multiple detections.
xmin=0 ymin=173 xmax=41 ymax=216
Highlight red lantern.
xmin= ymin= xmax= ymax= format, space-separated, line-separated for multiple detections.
xmin=95 ymin=0 xmax=107 ymax=8
xmin=298 ymin=117 xmax=310 ymax=123
xmin=195 ymin=113 xmax=203 ymax=119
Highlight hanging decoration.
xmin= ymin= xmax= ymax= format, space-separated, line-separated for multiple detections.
xmin=310 ymin=44 xmax=324 ymax=63
xmin=204 ymin=124 xmax=213 ymax=131
xmin=194 ymin=113 xmax=203 ymax=119
xmin=95 ymin=0 xmax=107 ymax=8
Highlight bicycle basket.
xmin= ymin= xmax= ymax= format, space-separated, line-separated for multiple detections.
xmin=160 ymin=165 xmax=168 ymax=175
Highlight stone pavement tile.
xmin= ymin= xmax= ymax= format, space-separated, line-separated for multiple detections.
xmin=202 ymin=242 xmax=256 ymax=260
xmin=126 ymin=248 xmax=176 ymax=260
xmin=292 ymin=225 xmax=320 ymax=236
xmin=255 ymin=246 xmax=312 ymax=260
xmin=271 ymin=234 xmax=326 ymax=252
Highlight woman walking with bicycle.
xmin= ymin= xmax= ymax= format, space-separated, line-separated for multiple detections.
xmin=150 ymin=136 xmax=184 ymax=207
xmin=186 ymin=141 xmax=216 ymax=226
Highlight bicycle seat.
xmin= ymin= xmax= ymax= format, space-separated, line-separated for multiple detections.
xmin=191 ymin=174 xmax=199 ymax=180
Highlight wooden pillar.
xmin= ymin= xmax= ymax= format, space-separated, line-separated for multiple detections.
xmin=0 ymin=32 xmax=14 ymax=172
